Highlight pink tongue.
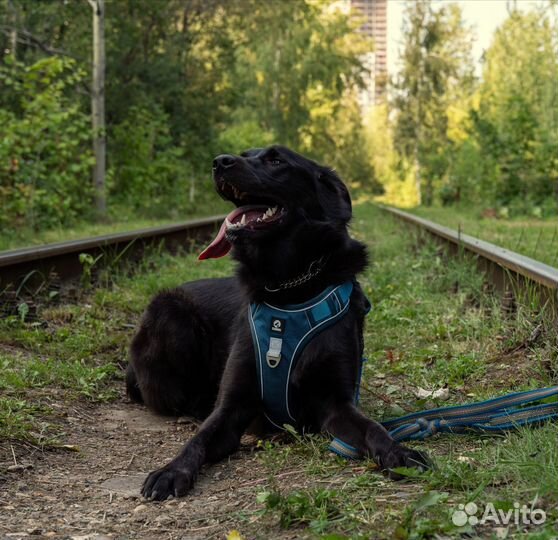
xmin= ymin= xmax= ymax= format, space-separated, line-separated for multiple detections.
xmin=198 ymin=220 xmax=231 ymax=260
xmin=198 ymin=205 xmax=269 ymax=260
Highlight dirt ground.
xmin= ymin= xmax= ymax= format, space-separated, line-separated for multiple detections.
xmin=0 ymin=394 xmax=286 ymax=540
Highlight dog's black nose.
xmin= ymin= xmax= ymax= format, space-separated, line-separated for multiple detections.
xmin=213 ymin=154 xmax=237 ymax=171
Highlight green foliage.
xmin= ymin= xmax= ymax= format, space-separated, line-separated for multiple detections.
xmin=0 ymin=353 xmax=117 ymax=398
xmin=0 ymin=0 xmax=375 ymax=238
xmin=258 ymin=488 xmax=342 ymax=534
xmin=473 ymin=9 xmax=558 ymax=206
xmin=392 ymin=1 xmax=474 ymax=206
xmin=0 ymin=56 xmax=93 ymax=229
xmin=228 ymin=1 xmax=368 ymax=148
xmin=2 ymin=0 xmax=555 ymax=235
xmin=110 ymin=105 xmax=194 ymax=216
xmin=0 ymin=396 xmax=51 ymax=442
xmin=226 ymin=0 xmax=374 ymax=187
xmin=217 ymin=121 xmax=274 ymax=155
xmin=304 ymin=91 xmax=380 ymax=193
xmin=367 ymin=103 xmax=418 ymax=207
xmin=378 ymin=3 xmax=558 ymax=214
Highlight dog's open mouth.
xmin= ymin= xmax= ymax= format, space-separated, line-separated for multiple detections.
xmin=199 ymin=180 xmax=286 ymax=260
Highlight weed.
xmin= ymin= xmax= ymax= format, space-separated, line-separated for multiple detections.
xmin=257 ymin=488 xmax=344 ymax=534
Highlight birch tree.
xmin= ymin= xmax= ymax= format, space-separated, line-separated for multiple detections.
xmin=88 ymin=0 xmax=106 ymax=217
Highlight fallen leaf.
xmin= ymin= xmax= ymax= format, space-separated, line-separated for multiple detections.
xmin=415 ymin=387 xmax=449 ymax=400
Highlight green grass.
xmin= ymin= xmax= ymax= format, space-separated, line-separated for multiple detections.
xmin=408 ymin=206 xmax=558 ymax=267
xmin=0 ymin=200 xmax=229 ymax=252
xmin=1 ymin=203 xmax=557 ymax=538
xmin=0 ymin=242 xmax=232 ymax=443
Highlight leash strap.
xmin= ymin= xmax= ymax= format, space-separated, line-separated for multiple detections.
xmin=329 ymin=385 xmax=558 ymax=459
xmin=328 ymin=355 xmax=368 ymax=459
xmin=249 ymin=281 xmax=354 ymax=429
xmin=382 ymin=386 xmax=558 ymax=442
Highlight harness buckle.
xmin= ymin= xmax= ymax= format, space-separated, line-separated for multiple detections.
xmin=266 ymin=337 xmax=282 ymax=368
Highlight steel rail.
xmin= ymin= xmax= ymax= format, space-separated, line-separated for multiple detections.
xmin=381 ymin=206 xmax=558 ymax=311
xmin=0 ymin=215 xmax=225 ymax=289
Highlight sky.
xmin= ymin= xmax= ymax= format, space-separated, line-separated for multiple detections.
xmin=386 ymin=0 xmax=548 ymax=76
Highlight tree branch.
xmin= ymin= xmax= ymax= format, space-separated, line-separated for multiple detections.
xmin=0 ymin=25 xmax=82 ymax=61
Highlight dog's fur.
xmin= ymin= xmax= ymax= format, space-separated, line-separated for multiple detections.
xmin=127 ymin=145 xmax=428 ymax=500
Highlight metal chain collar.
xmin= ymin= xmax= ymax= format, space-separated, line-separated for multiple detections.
xmin=264 ymin=257 xmax=326 ymax=293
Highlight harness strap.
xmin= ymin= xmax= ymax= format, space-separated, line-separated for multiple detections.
xmin=251 ymin=293 xmax=557 ymax=456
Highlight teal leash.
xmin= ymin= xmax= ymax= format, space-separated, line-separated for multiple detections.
xmin=329 ymin=385 xmax=558 ymax=459
xmin=383 ymin=385 xmax=558 ymax=442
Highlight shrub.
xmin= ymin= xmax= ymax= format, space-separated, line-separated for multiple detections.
xmin=0 ymin=56 xmax=93 ymax=230
xmin=109 ymin=105 xmax=194 ymax=217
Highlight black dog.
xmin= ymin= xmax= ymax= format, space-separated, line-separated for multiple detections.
xmin=127 ymin=145 xmax=428 ymax=500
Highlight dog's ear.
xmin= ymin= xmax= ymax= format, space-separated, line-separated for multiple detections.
xmin=316 ymin=168 xmax=352 ymax=223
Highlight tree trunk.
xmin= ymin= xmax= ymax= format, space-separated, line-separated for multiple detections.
xmin=8 ymin=0 xmax=17 ymax=59
xmin=90 ymin=0 xmax=106 ymax=218
xmin=189 ymin=176 xmax=196 ymax=203
xmin=414 ymin=153 xmax=422 ymax=206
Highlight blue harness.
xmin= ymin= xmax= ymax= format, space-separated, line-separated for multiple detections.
xmin=249 ymin=281 xmax=357 ymax=431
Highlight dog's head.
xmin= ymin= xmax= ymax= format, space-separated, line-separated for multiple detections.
xmin=199 ymin=145 xmax=353 ymax=260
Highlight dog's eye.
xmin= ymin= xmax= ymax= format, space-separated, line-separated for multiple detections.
xmin=268 ymin=159 xmax=282 ymax=166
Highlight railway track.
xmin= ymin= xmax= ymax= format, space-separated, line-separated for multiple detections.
xmin=1 ymin=207 xmax=557 ymax=317
xmin=0 ymin=215 xmax=225 ymax=293
xmin=382 ymin=206 xmax=558 ymax=316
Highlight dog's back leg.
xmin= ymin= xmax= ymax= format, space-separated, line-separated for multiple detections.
xmin=129 ymin=288 xmax=224 ymax=419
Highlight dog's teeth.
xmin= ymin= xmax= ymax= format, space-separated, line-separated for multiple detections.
xmin=241 ymin=214 xmax=246 ymax=225
xmin=225 ymin=218 xmax=232 ymax=228
xmin=265 ymin=208 xmax=273 ymax=217
xmin=272 ymin=206 xmax=278 ymax=213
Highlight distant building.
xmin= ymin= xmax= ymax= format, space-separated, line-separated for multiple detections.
xmin=350 ymin=0 xmax=388 ymax=110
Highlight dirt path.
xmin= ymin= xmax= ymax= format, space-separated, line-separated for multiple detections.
xmin=0 ymin=395 xmax=283 ymax=540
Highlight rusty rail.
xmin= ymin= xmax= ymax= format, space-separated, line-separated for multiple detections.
xmin=0 ymin=215 xmax=225 ymax=291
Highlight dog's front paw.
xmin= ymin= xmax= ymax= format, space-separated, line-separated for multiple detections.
xmin=379 ymin=444 xmax=431 ymax=479
xmin=141 ymin=463 xmax=195 ymax=501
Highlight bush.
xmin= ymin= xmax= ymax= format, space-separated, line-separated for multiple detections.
xmin=109 ymin=105 xmax=195 ymax=217
xmin=0 ymin=56 xmax=93 ymax=230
